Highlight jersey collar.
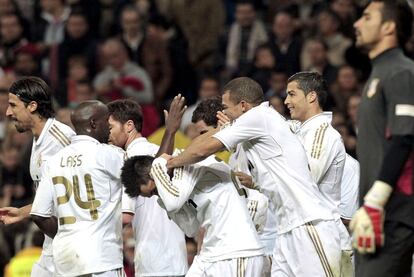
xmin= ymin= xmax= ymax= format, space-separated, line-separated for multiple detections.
xmin=126 ymin=137 xmax=149 ymax=153
xmin=35 ymin=118 xmax=54 ymax=146
xmin=298 ymin=112 xmax=332 ymax=134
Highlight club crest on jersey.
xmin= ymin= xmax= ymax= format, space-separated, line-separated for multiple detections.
xmin=367 ymin=78 xmax=380 ymax=98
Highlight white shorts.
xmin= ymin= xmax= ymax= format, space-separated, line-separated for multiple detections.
xmin=272 ymin=220 xmax=342 ymax=277
xmin=186 ymin=255 xmax=264 ymax=277
xmin=31 ymin=254 xmax=54 ymax=277
xmin=79 ymin=268 xmax=125 ymax=277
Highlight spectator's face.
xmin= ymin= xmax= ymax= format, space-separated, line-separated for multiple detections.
xmin=14 ymin=53 xmax=37 ymax=76
xmin=222 ymin=91 xmax=243 ymax=121
xmin=103 ymin=43 xmax=127 ymax=71
xmin=308 ymin=41 xmax=327 ymax=66
xmin=0 ymin=15 xmax=22 ymax=42
xmin=354 ymin=2 xmax=385 ymax=51
xmin=199 ymin=79 xmax=219 ymax=99
xmin=75 ymin=84 xmax=96 ymax=102
xmin=108 ymin=115 xmax=128 ymax=148
xmin=0 ymin=93 xmax=8 ymax=119
xmin=235 ymin=4 xmax=256 ymax=27
xmin=68 ymin=62 xmax=89 ymax=81
xmin=285 ymin=81 xmax=310 ymax=122
xmin=317 ymin=12 xmax=337 ymax=36
xmin=6 ymin=93 xmax=34 ymax=133
xmin=67 ymin=15 xmax=89 ymax=39
xmin=147 ymin=24 xmax=163 ymax=40
xmin=121 ymin=10 xmax=141 ymax=34
xmin=331 ymin=0 xmax=353 ymax=19
xmin=255 ymin=48 xmax=275 ymax=68
xmin=270 ymin=96 xmax=285 ymax=114
xmin=337 ymin=66 xmax=358 ymax=91
xmin=273 ymin=13 xmax=294 ymax=41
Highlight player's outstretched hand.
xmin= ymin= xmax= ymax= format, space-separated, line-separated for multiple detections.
xmin=217 ymin=111 xmax=230 ymax=128
xmin=0 ymin=207 xmax=24 ymax=225
xmin=164 ymin=94 xmax=186 ymax=134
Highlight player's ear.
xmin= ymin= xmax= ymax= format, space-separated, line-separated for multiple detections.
xmin=27 ymin=101 xmax=38 ymax=113
xmin=307 ymin=91 xmax=317 ymax=104
xmin=125 ymin=119 xmax=135 ymax=133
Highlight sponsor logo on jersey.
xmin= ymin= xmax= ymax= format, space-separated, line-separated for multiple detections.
xmin=367 ymin=78 xmax=380 ymax=98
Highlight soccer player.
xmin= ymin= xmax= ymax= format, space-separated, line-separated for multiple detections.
xmin=121 ymin=153 xmax=265 ymax=277
xmin=0 ymin=77 xmax=75 ymax=277
xmin=284 ymin=71 xmax=353 ymax=275
xmin=351 ymin=0 xmax=414 ymax=275
xmin=107 ymin=97 xmax=188 ymax=277
xmin=191 ymin=97 xmax=273 ymax=276
xmin=30 ymin=101 xmax=125 ymax=277
xmin=167 ymin=77 xmax=342 ymax=276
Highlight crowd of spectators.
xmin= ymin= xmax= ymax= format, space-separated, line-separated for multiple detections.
xmin=1 ymin=0 xmax=412 ymax=276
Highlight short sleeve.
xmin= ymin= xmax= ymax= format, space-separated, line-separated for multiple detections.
xmin=31 ymin=164 xmax=54 ymax=217
xmin=213 ymin=109 xmax=265 ymax=151
xmin=122 ymin=189 xmax=135 ymax=214
xmin=383 ymin=70 xmax=414 ymax=136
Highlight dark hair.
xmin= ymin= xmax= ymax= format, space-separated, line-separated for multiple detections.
xmin=9 ymin=76 xmax=55 ymax=118
xmin=373 ymin=0 xmax=413 ymax=46
xmin=222 ymin=77 xmax=264 ymax=106
xmin=121 ymin=155 xmax=154 ymax=197
xmin=107 ymin=99 xmax=143 ymax=132
xmin=191 ymin=97 xmax=223 ymax=127
xmin=287 ymin=71 xmax=328 ymax=108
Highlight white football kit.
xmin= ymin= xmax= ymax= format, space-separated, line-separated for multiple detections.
xmin=31 ymin=135 xmax=124 ymax=277
xmin=151 ymin=155 xmax=265 ymax=276
xmin=339 ymin=154 xmax=359 ymax=220
xmin=213 ymin=102 xmax=341 ymax=277
xmin=292 ymin=112 xmax=353 ymax=276
xmin=29 ymin=118 xmax=75 ymax=277
xmin=123 ymin=137 xmax=188 ymax=277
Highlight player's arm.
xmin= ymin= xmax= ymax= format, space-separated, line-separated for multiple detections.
xmin=0 ymin=204 xmax=32 ymax=225
xmin=156 ymin=94 xmax=186 ymax=157
xmin=31 ymin=215 xmax=58 ymax=238
xmin=167 ymin=128 xmax=224 ymax=169
xmin=168 ymin=203 xmax=200 ymax=237
xmin=151 ymin=155 xmax=200 ymax=212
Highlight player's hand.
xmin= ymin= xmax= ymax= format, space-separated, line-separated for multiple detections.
xmin=216 ymin=111 xmax=230 ymax=128
xmin=349 ymin=180 xmax=392 ymax=254
xmin=164 ymin=94 xmax=186 ymax=133
xmin=0 ymin=207 xmax=24 ymax=225
xmin=234 ymin=172 xmax=254 ymax=189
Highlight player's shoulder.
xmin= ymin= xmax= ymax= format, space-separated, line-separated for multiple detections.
xmin=46 ymin=119 xmax=75 ymax=147
xmin=101 ymin=143 xmax=126 ymax=157
xmin=127 ymin=138 xmax=159 ymax=157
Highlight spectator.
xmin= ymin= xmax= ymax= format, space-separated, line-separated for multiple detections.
xmin=167 ymin=0 xmax=225 ymax=70
xmin=330 ymin=0 xmax=358 ymax=38
xmin=119 ymin=5 xmax=144 ymax=63
xmin=146 ymin=15 xmax=197 ymax=105
xmin=57 ymin=11 xmax=98 ymax=83
xmin=248 ymin=44 xmax=276 ymax=92
xmin=265 ymin=69 xmax=288 ymax=99
xmin=180 ymin=76 xmax=220 ymax=132
xmin=93 ymin=38 xmax=153 ymax=104
xmin=347 ymin=93 xmax=360 ymax=135
xmin=316 ymin=9 xmax=352 ymax=66
xmin=217 ymin=1 xmax=268 ymax=78
xmin=330 ymin=65 xmax=360 ymax=114
xmin=0 ymin=13 xmax=28 ymax=69
xmin=12 ymin=44 xmax=43 ymax=79
xmin=268 ymin=11 xmax=302 ymax=76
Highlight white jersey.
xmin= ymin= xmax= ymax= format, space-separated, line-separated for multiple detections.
xmin=31 ymin=135 xmax=124 ymax=277
xmin=340 ymin=154 xmax=360 ymax=220
xmin=213 ymin=102 xmax=334 ymax=234
xmin=228 ymin=145 xmax=277 ymax=255
xmin=124 ymin=137 xmax=188 ymax=277
xmin=30 ymin=118 xmax=75 ymax=257
xmin=292 ymin=112 xmax=346 ymax=215
xmin=151 ymin=155 xmax=264 ymax=262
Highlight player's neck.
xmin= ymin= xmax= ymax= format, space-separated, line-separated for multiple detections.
xmin=124 ymin=130 xmax=143 ymax=149
xmin=301 ymin=107 xmax=323 ymax=123
xmin=32 ymin=116 xmax=48 ymax=139
xmin=369 ymin=39 xmax=398 ymax=59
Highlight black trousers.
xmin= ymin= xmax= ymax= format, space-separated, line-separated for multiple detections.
xmin=356 ymin=221 xmax=414 ymax=277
